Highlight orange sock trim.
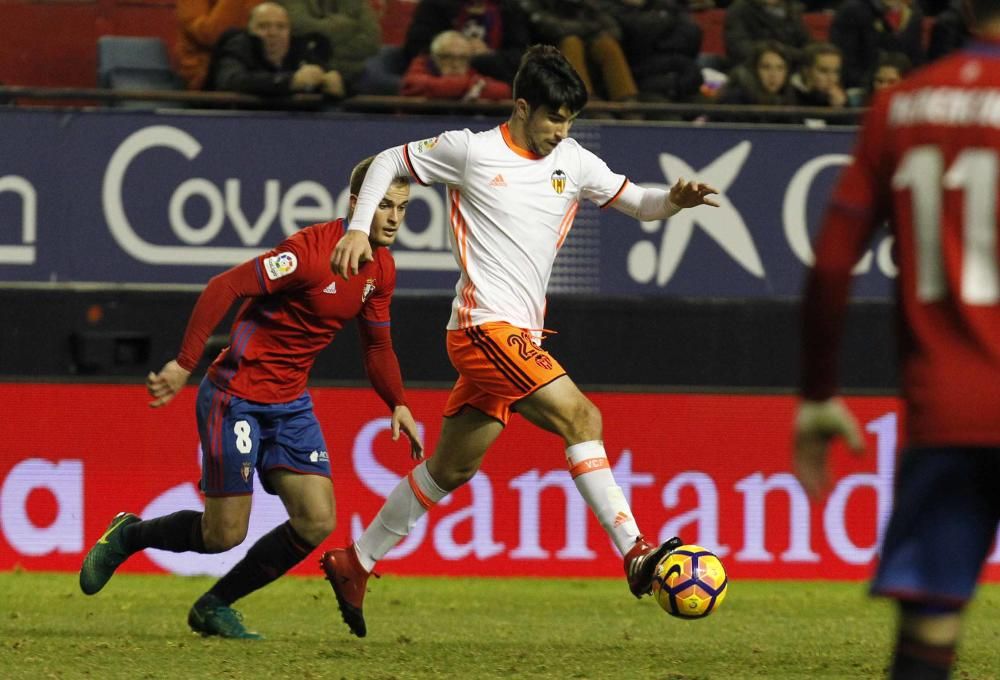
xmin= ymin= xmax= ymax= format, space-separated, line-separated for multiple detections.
xmin=407 ymin=471 xmax=436 ymax=510
xmin=569 ymin=457 xmax=611 ymax=479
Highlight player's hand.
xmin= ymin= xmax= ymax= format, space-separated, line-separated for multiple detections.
xmin=146 ymin=359 xmax=191 ymax=408
xmin=331 ymin=230 xmax=373 ymax=280
xmin=669 ymin=177 xmax=720 ymax=209
xmin=793 ymin=398 xmax=865 ymax=498
xmin=391 ymin=405 xmax=425 ymax=461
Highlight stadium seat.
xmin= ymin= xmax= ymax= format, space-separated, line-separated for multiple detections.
xmin=97 ymin=36 xmax=182 ymax=109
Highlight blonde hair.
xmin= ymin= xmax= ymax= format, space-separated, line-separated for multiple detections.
xmin=349 ymin=156 xmax=409 ymax=197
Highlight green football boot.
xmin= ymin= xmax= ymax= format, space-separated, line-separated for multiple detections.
xmin=79 ymin=512 xmax=141 ymax=595
xmin=188 ymin=596 xmax=264 ymax=640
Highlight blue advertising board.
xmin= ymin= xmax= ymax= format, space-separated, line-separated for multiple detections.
xmin=0 ymin=108 xmax=890 ymax=298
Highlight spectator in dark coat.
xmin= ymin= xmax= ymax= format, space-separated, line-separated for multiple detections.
xmin=790 ymin=42 xmax=848 ymax=112
xmin=927 ymin=0 xmax=972 ymax=61
xmin=718 ymin=40 xmax=795 ymax=106
xmin=843 ymin=49 xmax=911 ymax=105
xmin=278 ymin=0 xmax=381 ymax=94
xmin=829 ymin=0 xmax=924 ymax=90
xmin=401 ymin=30 xmax=512 ymax=99
xmin=870 ymin=50 xmax=911 ymax=90
xmin=605 ymin=0 xmax=704 ymax=102
xmin=402 ymin=0 xmax=531 ymax=84
xmin=723 ymin=0 xmax=811 ymax=68
xmin=519 ymin=0 xmax=638 ymax=101
xmin=207 ymin=2 xmax=343 ymax=97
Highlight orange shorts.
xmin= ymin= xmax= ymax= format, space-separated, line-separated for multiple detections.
xmin=444 ymin=322 xmax=567 ymax=425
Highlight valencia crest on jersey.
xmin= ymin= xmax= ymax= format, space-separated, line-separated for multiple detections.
xmin=551 ymin=170 xmax=567 ymax=194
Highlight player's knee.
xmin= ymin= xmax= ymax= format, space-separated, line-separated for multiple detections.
xmin=202 ymin=524 xmax=248 ymax=552
xmin=203 ymin=531 xmax=245 ymax=553
xmin=293 ymin=513 xmax=334 ymax=546
xmin=567 ymin=398 xmax=602 ymax=441
xmin=584 ymin=401 xmax=602 ymax=431
xmin=436 ymin=463 xmax=477 ymax=491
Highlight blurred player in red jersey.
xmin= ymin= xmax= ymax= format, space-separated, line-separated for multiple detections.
xmin=78 ymin=157 xmax=424 ymax=639
xmin=794 ymin=2 xmax=1000 ymax=676
xmin=322 ymin=45 xmax=719 ymax=638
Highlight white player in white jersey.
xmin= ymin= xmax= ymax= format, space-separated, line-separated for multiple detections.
xmin=391 ymin=123 xmax=631 ymax=333
xmin=321 ymin=44 xmax=719 ymax=638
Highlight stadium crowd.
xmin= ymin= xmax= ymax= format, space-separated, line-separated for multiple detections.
xmin=180 ymin=0 xmax=970 ymax=117
xmin=0 ymin=0 xmax=973 ymax=122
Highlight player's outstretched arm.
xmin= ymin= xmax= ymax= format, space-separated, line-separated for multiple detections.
xmin=391 ymin=405 xmax=425 ymax=461
xmin=793 ymin=398 xmax=865 ymax=498
xmin=335 ymin=147 xmax=412 ymax=279
xmin=147 ymin=359 xmax=192 ymax=408
xmin=331 ymin=230 xmax=374 ymax=280
xmin=611 ymin=180 xmax=719 ymax=221
xmin=669 ymin=177 xmax=720 ymax=209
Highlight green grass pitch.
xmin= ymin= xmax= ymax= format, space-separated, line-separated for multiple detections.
xmin=2 ymin=571 xmax=998 ymax=679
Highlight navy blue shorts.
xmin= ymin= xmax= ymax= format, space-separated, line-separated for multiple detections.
xmin=195 ymin=378 xmax=330 ymax=497
xmin=871 ymin=447 xmax=1000 ymax=607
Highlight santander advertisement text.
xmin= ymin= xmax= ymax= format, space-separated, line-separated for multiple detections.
xmin=4 ymin=384 xmax=998 ymax=581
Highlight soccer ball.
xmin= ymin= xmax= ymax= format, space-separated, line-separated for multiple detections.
xmin=651 ymin=544 xmax=728 ymax=619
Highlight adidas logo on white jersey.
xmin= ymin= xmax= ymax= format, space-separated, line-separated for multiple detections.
xmin=489 ymin=174 xmax=507 ymax=187
xmin=322 ymin=281 xmax=337 ymax=294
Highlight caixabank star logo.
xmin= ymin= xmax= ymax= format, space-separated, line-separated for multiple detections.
xmin=627 ymin=142 xmax=763 ymax=287
xmin=622 ymin=141 xmax=896 ymax=294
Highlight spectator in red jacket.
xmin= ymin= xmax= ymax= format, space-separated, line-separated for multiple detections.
xmin=402 ymin=0 xmax=531 ymax=86
xmin=401 ymin=30 xmax=512 ymax=100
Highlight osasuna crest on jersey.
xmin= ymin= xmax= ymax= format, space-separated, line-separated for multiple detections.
xmin=551 ymin=170 xmax=567 ymax=194
xmin=362 ymin=278 xmax=377 ymax=303
xmin=263 ymin=252 xmax=297 ymax=280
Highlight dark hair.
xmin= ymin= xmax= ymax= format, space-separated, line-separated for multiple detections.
xmin=512 ymin=44 xmax=588 ymax=114
xmin=749 ymin=40 xmax=789 ymax=72
xmin=801 ymin=42 xmax=841 ymax=70
xmin=350 ymin=155 xmax=408 ymax=196
xmin=874 ymin=50 xmax=912 ymax=76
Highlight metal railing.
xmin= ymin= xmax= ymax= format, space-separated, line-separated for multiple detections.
xmin=0 ymin=86 xmax=865 ymax=125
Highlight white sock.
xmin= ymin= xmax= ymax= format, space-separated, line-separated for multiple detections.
xmin=353 ymin=461 xmax=448 ymax=572
xmin=566 ymin=440 xmax=641 ymax=555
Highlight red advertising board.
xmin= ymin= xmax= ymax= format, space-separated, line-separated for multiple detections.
xmin=3 ymin=383 xmax=998 ymax=581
